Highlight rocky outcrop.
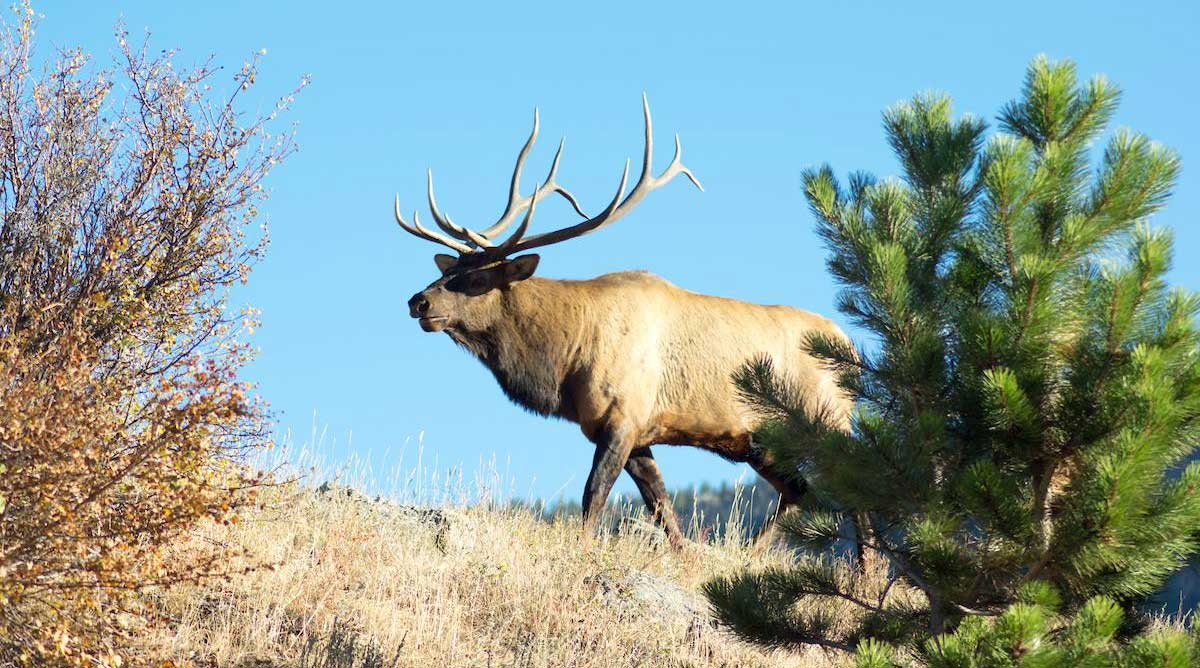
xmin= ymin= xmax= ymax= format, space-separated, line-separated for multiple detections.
xmin=314 ymin=481 xmax=473 ymax=553
xmin=589 ymin=568 xmax=706 ymax=623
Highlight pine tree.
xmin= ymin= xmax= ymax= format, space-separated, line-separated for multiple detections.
xmin=704 ymin=56 xmax=1200 ymax=664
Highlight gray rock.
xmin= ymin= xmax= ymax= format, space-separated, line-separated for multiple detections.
xmin=590 ymin=569 xmax=705 ymax=623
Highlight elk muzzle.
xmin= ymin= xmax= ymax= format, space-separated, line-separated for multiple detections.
xmin=408 ymin=291 xmax=449 ymax=332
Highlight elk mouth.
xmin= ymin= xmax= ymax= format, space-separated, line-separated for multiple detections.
xmin=418 ymin=316 xmax=450 ymax=332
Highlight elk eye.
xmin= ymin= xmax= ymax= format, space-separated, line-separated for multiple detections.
xmin=445 ymin=272 xmax=490 ymax=294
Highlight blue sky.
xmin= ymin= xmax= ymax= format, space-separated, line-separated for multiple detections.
xmin=34 ymin=1 xmax=1198 ymax=501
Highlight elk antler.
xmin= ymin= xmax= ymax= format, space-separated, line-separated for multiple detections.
xmin=500 ymin=94 xmax=703 ymax=254
xmin=393 ymin=199 xmax=473 ymax=254
xmin=478 ymin=109 xmax=587 ymax=241
xmin=394 ymin=95 xmax=702 ymax=259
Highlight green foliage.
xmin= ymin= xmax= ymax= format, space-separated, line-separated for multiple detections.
xmin=702 ymin=570 xmax=847 ymax=651
xmin=906 ymin=587 xmax=1198 ymax=668
xmin=705 ymin=56 xmax=1200 ymax=663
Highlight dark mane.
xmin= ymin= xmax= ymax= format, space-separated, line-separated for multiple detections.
xmin=446 ymin=327 xmax=567 ymax=418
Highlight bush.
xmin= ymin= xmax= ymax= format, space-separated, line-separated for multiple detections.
xmin=0 ymin=4 xmax=304 ymax=665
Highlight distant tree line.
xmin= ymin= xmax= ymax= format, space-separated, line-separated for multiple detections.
xmin=535 ymin=477 xmax=782 ymax=541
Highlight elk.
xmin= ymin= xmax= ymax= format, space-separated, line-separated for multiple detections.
xmin=395 ymin=96 xmax=853 ymax=545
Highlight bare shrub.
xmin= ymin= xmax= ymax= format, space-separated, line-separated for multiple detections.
xmin=0 ymin=4 xmax=304 ymax=665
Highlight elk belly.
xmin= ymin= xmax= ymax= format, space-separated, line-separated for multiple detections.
xmin=648 ymin=412 xmax=754 ymax=462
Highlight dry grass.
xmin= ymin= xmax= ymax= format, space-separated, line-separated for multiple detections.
xmin=136 ymin=445 xmax=866 ymax=668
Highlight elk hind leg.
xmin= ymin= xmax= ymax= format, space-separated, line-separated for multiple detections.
xmin=750 ymin=460 xmax=873 ymax=568
xmin=747 ymin=459 xmax=807 ymax=546
xmin=624 ymin=446 xmax=686 ymax=548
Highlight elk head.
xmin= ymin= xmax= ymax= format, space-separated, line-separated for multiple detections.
xmin=397 ymin=95 xmax=702 ymax=333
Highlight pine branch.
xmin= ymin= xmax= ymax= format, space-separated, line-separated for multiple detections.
xmin=703 ymin=572 xmax=855 ymax=652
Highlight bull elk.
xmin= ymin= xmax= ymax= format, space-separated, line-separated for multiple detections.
xmin=395 ymin=96 xmax=852 ymax=545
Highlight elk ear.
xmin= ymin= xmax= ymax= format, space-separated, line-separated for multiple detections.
xmin=504 ymin=254 xmax=540 ymax=282
xmin=433 ymin=254 xmax=458 ymax=275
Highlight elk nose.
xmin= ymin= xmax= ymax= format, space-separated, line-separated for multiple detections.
xmin=408 ymin=293 xmax=430 ymax=318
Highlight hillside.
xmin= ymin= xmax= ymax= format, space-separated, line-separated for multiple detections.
xmin=139 ymin=481 xmax=869 ymax=668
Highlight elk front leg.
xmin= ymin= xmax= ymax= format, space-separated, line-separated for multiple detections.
xmin=581 ymin=428 xmax=635 ymax=536
xmin=624 ymin=446 xmax=686 ymax=548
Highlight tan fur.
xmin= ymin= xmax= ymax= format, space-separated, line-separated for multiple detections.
xmin=409 ymin=262 xmax=852 ymax=543
xmin=439 ymin=270 xmax=852 ymax=463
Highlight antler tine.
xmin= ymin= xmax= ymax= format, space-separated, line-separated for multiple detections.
xmin=598 ymin=160 xmax=633 ymax=221
xmin=477 ymin=109 xmax=539 ymax=240
xmin=666 ymin=133 xmax=705 ymax=192
xmin=624 ymin=93 xmax=704 ymax=201
xmin=426 ymin=170 xmax=494 ymax=248
xmin=395 ymin=194 xmax=473 ymax=254
xmin=539 ymin=138 xmax=588 ymax=218
xmin=504 ymin=95 xmax=700 ymax=254
xmin=479 ymin=116 xmax=588 ymax=241
xmin=493 ymin=181 xmax=542 ymax=255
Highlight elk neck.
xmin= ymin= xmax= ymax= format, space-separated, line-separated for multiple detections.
xmin=444 ymin=277 xmax=588 ymax=420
